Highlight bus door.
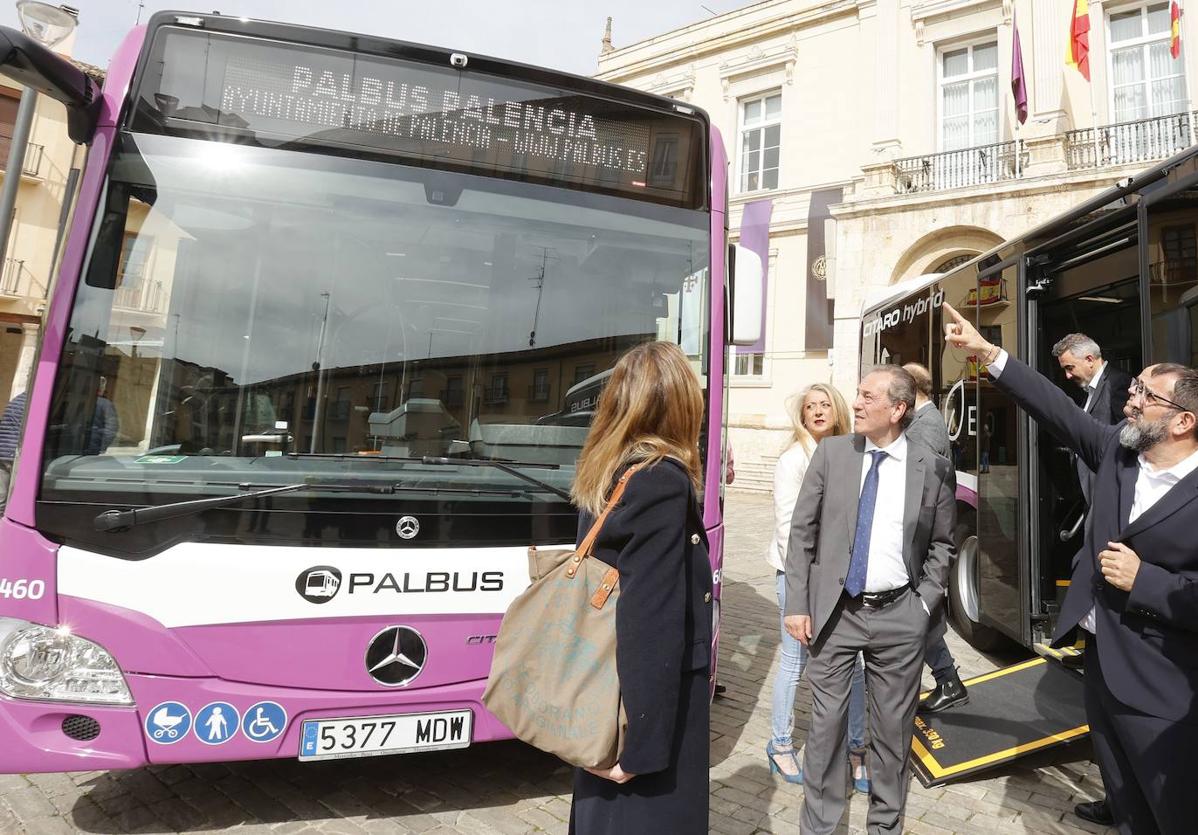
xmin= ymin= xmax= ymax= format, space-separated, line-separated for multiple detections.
xmin=1022 ymin=211 xmax=1141 ymax=644
xmin=972 ymin=256 xmax=1024 ymax=645
xmin=1144 ymin=166 xmax=1198 ymax=368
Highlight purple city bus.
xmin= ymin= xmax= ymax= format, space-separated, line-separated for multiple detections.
xmin=0 ymin=11 xmax=766 ymax=772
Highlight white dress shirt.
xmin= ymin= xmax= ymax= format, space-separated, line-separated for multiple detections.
xmin=988 ymin=349 xmax=1198 ymax=632
xmin=861 ymin=433 xmax=910 ymax=593
xmin=768 ymin=442 xmax=813 ymax=573
xmin=1083 ymin=361 xmax=1107 ymax=413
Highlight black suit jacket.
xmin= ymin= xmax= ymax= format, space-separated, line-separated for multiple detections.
xmin=576 ymin=458 xmax=712 ymax=774
xmin=996 ymin=357 xmax=1198 ymax=722
xmin=1076 ymin=363 xmax=1134 ymax=502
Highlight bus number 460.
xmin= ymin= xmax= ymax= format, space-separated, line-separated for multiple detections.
xmin=0 ymin=579 xmax=45 ymax=600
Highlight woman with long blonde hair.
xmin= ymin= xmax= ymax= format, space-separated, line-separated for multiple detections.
xmin=568 ymin=341 xmax=712 ymax=834
xmin=766 ymin=383 xmax=871 ymax=794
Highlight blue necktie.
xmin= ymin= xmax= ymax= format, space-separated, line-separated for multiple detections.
xmin=845 ymin=450 xmax=887 ymax=598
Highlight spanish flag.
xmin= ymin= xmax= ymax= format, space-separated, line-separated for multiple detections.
xmin=1172 ymin=1 xmax=1181 ymax=60
xmin=1066 ymin=0 xmax=1091 ymax=81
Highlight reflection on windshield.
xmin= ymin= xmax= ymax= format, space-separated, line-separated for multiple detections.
xmin=43 ymin=134 xmax=709 ymax=499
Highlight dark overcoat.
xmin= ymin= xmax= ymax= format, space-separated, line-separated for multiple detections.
xmin=568 ymin=458 xmax=713 ymax=835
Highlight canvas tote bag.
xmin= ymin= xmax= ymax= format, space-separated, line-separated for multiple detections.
xmin=482 ymin=462 xmax=646 ymax=769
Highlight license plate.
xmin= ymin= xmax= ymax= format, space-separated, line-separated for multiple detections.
xmin=298 ymin=710 xmax=472 ymax=761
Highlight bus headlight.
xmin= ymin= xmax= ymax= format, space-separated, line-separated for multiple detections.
xmin=0 ymin=619 xmax=133 ymax=705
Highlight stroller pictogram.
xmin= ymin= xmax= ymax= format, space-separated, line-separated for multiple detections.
xmin=151 ymin=706 xmax=185 ymax=739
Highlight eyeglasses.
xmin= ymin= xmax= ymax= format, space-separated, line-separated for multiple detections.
xmin=1132 ymin=377 xmax=1190 ymax=413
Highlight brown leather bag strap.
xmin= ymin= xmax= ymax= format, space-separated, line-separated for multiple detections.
xmin=576 ymin=461 xmax=648 ymax=558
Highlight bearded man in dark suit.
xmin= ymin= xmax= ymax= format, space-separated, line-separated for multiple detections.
xmin=946 ymin=303 xmax=1198 ymax=835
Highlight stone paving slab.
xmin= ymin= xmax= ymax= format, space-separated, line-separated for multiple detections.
xmin=0 ymin=492 xmax=1111 ymax=833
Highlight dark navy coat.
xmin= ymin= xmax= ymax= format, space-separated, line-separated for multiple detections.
xmin=569 ymin=457 xmax=712 ymax=834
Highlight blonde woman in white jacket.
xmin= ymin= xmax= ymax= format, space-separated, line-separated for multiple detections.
xmin=766 ymin=383 xmax=870 ymax=793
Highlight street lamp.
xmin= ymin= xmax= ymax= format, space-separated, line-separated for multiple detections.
xmin=0 ymin=2 xmax=78 ymax=272
xmin=15 ymin=1 xmax=76 ymax=47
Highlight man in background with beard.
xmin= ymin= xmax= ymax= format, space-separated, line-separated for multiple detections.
xmin=944 ymin=302 xmax=1198 ymax=835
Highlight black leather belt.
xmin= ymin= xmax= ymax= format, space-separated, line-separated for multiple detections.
xmin=856 ymin=586 xmax=908 ymax=609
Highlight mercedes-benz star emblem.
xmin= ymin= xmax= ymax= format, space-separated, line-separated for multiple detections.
xmin=395 ymin=516 xmax=420 ymax=540
xmin=365 ymin=626 xmax=427 ymax=687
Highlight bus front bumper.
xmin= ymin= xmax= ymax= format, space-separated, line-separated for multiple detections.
xmin=0 ymin=675 xmax=509 ymax=774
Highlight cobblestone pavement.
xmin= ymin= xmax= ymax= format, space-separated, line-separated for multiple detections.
xmin=1 ymin=492 xmax=1111 ymax=834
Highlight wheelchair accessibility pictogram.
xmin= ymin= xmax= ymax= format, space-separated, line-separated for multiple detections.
xmin=241 ymin=701 xmax=287 ymax=743
xmin=144 ymin=701 xmax=191 ymax=744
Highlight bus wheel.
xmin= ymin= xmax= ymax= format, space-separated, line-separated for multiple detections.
xmin=948 ymin=529 xmax=1005 ymax=651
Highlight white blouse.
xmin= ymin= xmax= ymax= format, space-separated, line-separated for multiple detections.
xmin=766 ymin=442 xmax=813 ymax=573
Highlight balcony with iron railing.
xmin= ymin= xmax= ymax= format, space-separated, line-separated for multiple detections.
xmin=892 ymin=139 xmax=1026 ymax=194
xmin=0 ymin=139 xmax=44 ymax=178
xmin=113 ymin=279 xmax=165 ymax=313
xmin=0 ymin=257 xmax=25 ymax=295
xmin=1065 ymin=110 xmax=1196 ymax=171
xmin=483 ymin=384 xmax=509 ymax=405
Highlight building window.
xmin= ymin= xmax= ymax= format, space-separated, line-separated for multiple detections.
xmin=933 ymin=253 xmax=978 ymax=273
xmin=486 ymin=373 xmax=508 ymax=404
xmin=733 ymin=349 xmax=764 ymax=378
xmin=1109 ymin=3 xmax=1186 ymax=123
xmin=116 ymin=232 xmax=150 ymax=289
xmin=573 ymin=364 xmax=595 ymax=385
xmin=0 ymin=89 xmax=18 ymax=164
xmin=939 ymin=41 xmax=998 ymax=151
xmin=370 ymin=381 xmax=390 ymax=412
xmin=738 ymin=92 xmax=781 ymax=192
xmin=442 ymin=375 xmax=464 ymax=407
xmin=530 ymin=368 xmax=551 ymax=402
xmin=1160 ymin=224 xmax=1197 ymax=286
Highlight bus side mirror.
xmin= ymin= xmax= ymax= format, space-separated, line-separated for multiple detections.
xmin=730 ymin=198 xmax=772 ymax=347
xmin=0 ymin=26 xmax=101 ymax=144
xmin=730 ymin=244 xmax=763 ymax=346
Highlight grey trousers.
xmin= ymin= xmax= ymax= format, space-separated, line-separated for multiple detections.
xmin=800 ymin=589 xmax=928 ymax=835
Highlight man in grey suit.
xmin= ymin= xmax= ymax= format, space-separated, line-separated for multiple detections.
xmin=785 ymin=366 xmax=956 ymax=835
xmin=1053 ymin=333 xmax=1133 ymax=503
xmin=902 ymin=363 xmax=968 ymax=714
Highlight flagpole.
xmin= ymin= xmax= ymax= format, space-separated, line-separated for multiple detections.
xmin=1183 ymin=1 xmax=1195 ymax=149
xmin=1013 ymin=10 xmax=1022 ymax=178
xmin=1090 ymin=49 xmax=1099 ymax=168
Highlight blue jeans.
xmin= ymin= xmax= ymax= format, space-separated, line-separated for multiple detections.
xmin=772 ymin=572 xmax=867 ymax=750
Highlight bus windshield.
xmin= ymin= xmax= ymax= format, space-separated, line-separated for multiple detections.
xmin=39 ymin=132 xmax=710 ymax=510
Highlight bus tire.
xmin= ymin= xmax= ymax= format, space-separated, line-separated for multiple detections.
xmin=947 ymin=523 xmax=1006 ymax=651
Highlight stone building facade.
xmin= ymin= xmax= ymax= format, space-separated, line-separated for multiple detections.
xmin=597 ymin=0 xmax=1198 ymax=489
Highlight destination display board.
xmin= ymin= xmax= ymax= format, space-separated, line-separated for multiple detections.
xmin=130 ymin=27 xmax=705 ymax=208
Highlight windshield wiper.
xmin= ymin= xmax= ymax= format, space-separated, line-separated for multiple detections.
xmin=283 ymin=452 xmax=573 ymax=501
xmin=419 ymin=456 xmax=571 ymax=501
xmin=93 ymin=480 xmax=395 ymax=532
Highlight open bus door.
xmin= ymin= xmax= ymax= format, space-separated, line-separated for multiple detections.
xmin=915 ymin=211 xmax=1145 ymax=785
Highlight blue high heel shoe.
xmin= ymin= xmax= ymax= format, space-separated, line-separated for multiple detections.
xmin=766 ymin=741 xmax=804 ymax=784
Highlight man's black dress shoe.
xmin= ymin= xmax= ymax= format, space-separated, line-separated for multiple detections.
xmin=1074 ymin=799 xmax=1113 ymax=825
xmin=918 ymin=673 xmax=969 ymax=713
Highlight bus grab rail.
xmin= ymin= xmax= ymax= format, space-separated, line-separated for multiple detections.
xmin=0 ymin=25 xmax=100 ymax=144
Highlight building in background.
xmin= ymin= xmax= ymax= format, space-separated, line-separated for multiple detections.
xmin=597 ymin=0 xmax=1195 ymax=489
xmin=0 ymin=21 xmax=100 ymax=418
